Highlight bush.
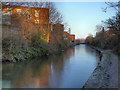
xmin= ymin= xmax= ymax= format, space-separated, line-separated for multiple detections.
xmin=29 ymin=33 xmax=49 ymax=56
xmin=85 ymin=30 xmax=120 ymax=54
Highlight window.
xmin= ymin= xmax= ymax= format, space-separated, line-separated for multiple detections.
xmin=2 ymin=11 xmax=11 ymax=15
xmin=2 ymin=11 xmax=11 ymax=25
xmin=35 ymin=20 xmax=39 ymax=24
xmin=17 ymin=9 xmax=22 ymax=14
xmin=26 ymin=13 xmax=31 ymax=20
xmin=26 ymin=14 xmax=31 ymax=20
xmin=35 ymin=10 xmax=39 ymax=17
xmin=28 ymin=14 xmax=31 ymax=19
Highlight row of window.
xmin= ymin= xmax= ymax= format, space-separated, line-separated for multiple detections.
xmin=16 ymin=9 xmax=39 ymax=17
xmin=2 ymin=11 xmax=11 ymax=15
xmin=2 ymin=8 xmax=39 ymax=17
xmin=2 ymin=8 xmax=40 ymax=24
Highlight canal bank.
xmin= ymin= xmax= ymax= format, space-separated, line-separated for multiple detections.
xmin=2 ymin=44 xmax=99 ymax=88
xmin=2 ymin=41 xmax=77 ymax=63
xmin=83 ymin=48 xmax=119 ymax=88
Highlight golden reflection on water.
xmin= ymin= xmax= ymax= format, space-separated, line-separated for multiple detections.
xmin=2 ymin=45 xmax=99 ymax=88
xmin=12 ymin=64 xmax=50 ymax=88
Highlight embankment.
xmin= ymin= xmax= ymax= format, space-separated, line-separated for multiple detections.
xmin=83 ymin=46 xmax=119 ymax=88
xmin=2 ymin=41 xmax=76 ymax=63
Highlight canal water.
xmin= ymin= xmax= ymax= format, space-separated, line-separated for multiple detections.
xmin=2 ymin=44 xmax=100 ymax=88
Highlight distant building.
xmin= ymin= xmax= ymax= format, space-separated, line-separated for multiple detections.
xmin=64 ymin=31 xmax=70 ymax=40
xmin=64 ymin=31 xmax=75 ymax=41
xmin=49 ymin=24 xmax=64 ymax=43
xmin=70 ymin=34 xmax=75 ymax=41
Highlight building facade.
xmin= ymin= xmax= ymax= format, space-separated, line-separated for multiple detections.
xmin=2 ymin=5 xmax=50 ymax=42
xmin=64 ymin=31 xmax=75 ymax=41
xmin=2 ymin=5 xmax=75 ymax=43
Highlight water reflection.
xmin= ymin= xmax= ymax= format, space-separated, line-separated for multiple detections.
xmin=2 ymin=44 xmax=99 ymax=88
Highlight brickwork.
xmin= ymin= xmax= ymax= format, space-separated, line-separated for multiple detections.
xmin=2 ymin=6 xmax=49 ymax=24
xmin=64 ymin=31 xmax=75 ymax=41
xmin=2 ymin=5 xmax=50 ymax=42
xmin=70 ymin=34 xmax=75 ymax=41
xmin=49 ymin=24 xmax=64 ymax=43
xmin=2 ymin=5 xmax=75 ymax=44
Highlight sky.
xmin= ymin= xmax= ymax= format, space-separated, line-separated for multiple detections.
xmin=54 ymin=2 xmax=117 ymax=39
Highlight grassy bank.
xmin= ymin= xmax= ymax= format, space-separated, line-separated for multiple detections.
xmin=2 ymin=33 xmax=75 ymax=63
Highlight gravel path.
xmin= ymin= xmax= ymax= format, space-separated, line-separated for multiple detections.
xmin=83 ymin=50 xmax=119 ymax=88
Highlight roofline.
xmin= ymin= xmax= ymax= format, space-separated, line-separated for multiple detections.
xmin=2 ymin=5 xmax=49 ymax=10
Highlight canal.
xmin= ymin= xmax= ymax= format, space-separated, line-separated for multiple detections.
xmin=2 ymin=44 xmax=100 ymax=88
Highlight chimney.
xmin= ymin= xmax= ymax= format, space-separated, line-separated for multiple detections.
xmin=69 ymin=28 xmax=71 ymax=34
xmin=118 ymin=1 xmax=120 ymax=13
xmin=102 ymin=27 xmax=104 ymax=32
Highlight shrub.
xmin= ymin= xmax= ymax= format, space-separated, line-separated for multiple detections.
xmin=29 ymin=33 xmax=49 ymax=56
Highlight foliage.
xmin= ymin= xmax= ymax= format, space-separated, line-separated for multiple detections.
xmin=104 ymin=13 xmax=120 ymax=33
xmin=86 ymin=1 xmax=120 ymax=54
xmin=2 ymin=2 xmax=73 ymax=61
xmin=85 ymin=29 xmax=120 ymax=54
xmin=29 ymin=33 xmax=49 ymax=56
xmin=2 ymin=34 xmax=27 ymax=60
xmin=85 ymin=35 xmax=94 ymax=45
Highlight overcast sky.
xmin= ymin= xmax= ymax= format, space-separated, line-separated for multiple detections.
xmin=55 ymin=2 xmax=117 ymax=39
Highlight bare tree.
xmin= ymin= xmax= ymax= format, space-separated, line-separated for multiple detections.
xmin=102 ymin=2 xmax=120 ymax=13
xmin=95 ymin=24 xmax=103 ymax=32
xmin=102 ymin=1 xmax=120 ymax=32
xmin=104 ymin=14 xmax=120 ymax=32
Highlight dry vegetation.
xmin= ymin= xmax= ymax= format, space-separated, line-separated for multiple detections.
xmin=85 ymin=13 xmax=120 ymax=54
xmin=2 ymin=2 xmax=74 ymax=62
xmin=86 ymin=2 xmax=120 ymax=54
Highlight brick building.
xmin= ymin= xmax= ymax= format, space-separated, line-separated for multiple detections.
xmin=2 ymin=5 xmax=50 ymax=42
xmin=64 ymin=31 xmax=75 ymax=41
xmin=49 ymin=24 xmax=64 ymax=44
xmin=49 ymin=24 xmax=75 ymax=44
xmin=70 ymin=34 xmax=75 ymax=41
xmin=2 ymin=5 xmax=49 ymax=24
xmin=2 ymin=5 xmax=75 ymax=43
